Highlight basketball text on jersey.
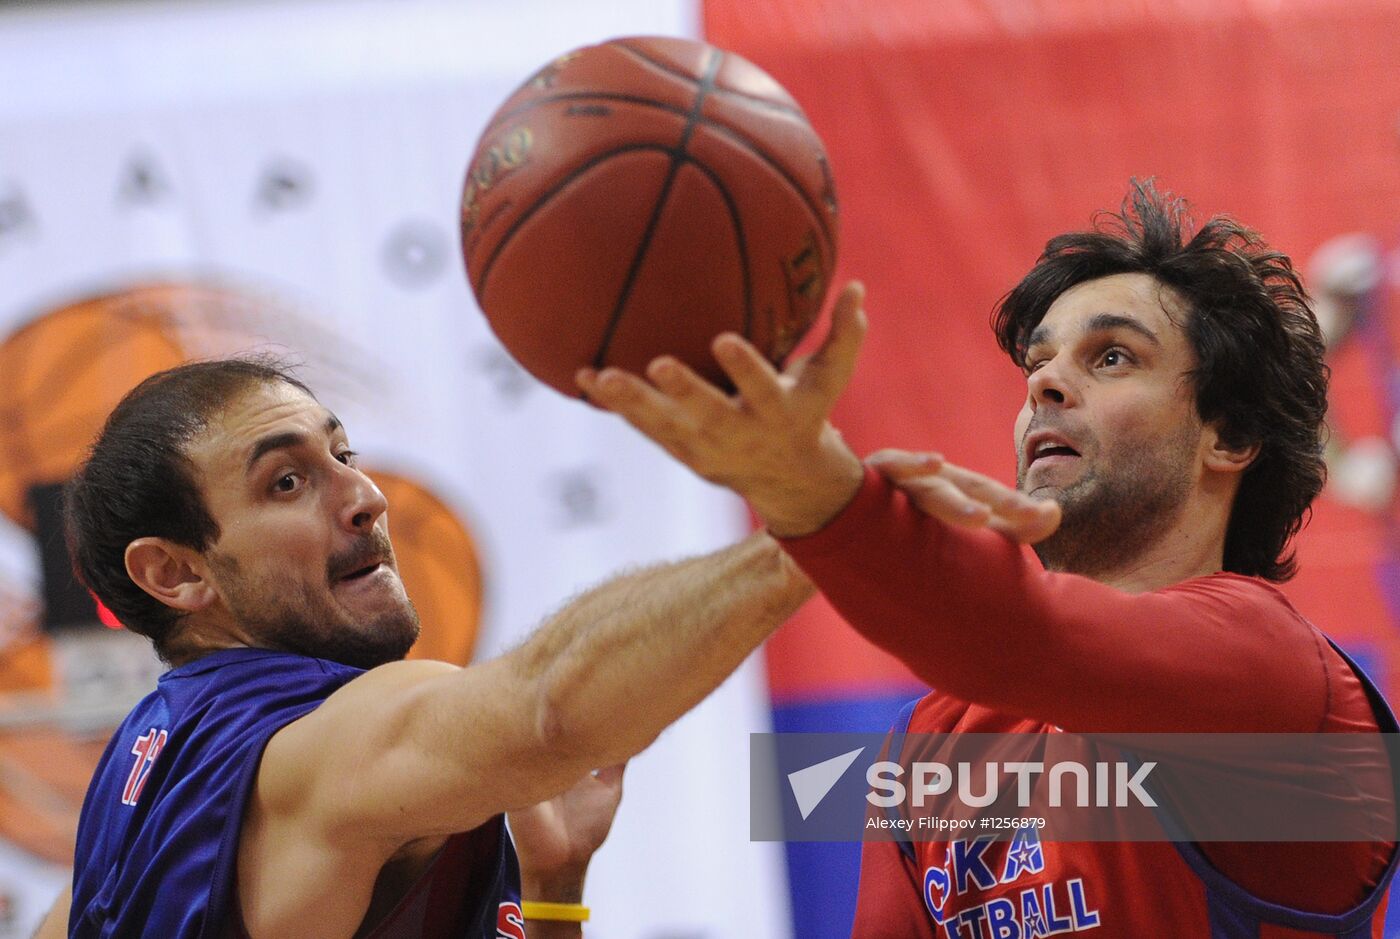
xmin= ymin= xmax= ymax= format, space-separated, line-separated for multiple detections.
xmin=921 ymin=831 xmax=1103 ymax=938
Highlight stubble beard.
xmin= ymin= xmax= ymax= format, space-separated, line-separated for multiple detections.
xmin=211 ymin=552 xmax=421 ymax=670
xmin=1018 ymin=431 xmax=1196 ymax=579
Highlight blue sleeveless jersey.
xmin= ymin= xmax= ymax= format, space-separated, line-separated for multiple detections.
xmin=70 ymin=648 xmax=522 ymax=938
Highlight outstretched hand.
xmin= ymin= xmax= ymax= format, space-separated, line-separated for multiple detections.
xmin=577 ymin=282 xmax=868 ymax=537
xmin=508 ymin=764 xmax=625 ymax=904
xmin=867 ymin=449 xmax=1061 ymax=543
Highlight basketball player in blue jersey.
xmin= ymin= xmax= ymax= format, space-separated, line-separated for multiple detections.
xmin=38 ymin=359 xmax=817 ymax=938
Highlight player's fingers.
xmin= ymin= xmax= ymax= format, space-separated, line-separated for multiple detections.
xmin=987 ymin=501 xmax=1061 ymax=544
xmin=577 ymin=367 xmax=696 ymax=448
xmin=866 ymin=449 xmax=945 ymax=481
xmin=938 ymin=463 xmax=1046 ymax=519
xmin=578 ymin=366 xmax=667 ymax=416
xmin=646 ymin=356 xmax=736 ymax=417
xmin=894 ymin=475 xmax=993 ymax=527
xmin=783 ymin=351 xmax=812 ymax=374
xmin=805 ymin=281 xmax=867 ymax=408
xmin=712 ymin=333 xmax=785 ymax=414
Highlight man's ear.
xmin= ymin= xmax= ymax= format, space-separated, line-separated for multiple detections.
xmin=1202 ymin=425 xmax=1260 ymax=476
xmin=124 ymin=538 xmax=217 ymax=613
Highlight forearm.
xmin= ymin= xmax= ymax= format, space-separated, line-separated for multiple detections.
xmin=519 ymin=532 xmax=811 ymax=769
xmin=780 ymin=470 xmax=1325 ymax=732
xmin=315 ymin=534 xmax=809 ymax=843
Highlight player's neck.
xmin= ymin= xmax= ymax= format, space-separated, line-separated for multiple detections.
xmin=1080 ymin=496 xmax=1229 ymax=594
xmin=163 ymin=609 xmax=265 ymax=666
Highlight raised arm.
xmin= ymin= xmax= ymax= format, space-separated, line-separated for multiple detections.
xmin=239 ymin=532 xmax=810 ymax=931
xmin=578 ymin=281 xmax=1329 ymax=736
xmin=777 ymin=463 xmax=1329 ymax=733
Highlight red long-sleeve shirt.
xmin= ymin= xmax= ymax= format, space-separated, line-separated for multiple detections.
xmin=779 ymin=469 xmax=1394 ymax=933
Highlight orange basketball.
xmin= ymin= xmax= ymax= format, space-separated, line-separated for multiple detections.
xmin=460 ymin=36 xmax=840 ymax=397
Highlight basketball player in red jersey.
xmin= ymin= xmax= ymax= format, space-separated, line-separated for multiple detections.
xmin=581 ymin=180 xmax=1398 ymax=937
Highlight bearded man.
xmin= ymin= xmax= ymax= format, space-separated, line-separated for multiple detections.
xmin=44 ymin=357 xmax=817 ymax=938
xmin=582 ymin=180 xmax=1398 ymax=937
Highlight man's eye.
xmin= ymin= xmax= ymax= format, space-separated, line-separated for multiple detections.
xmin=336 ymin=450 xmax=359 ymax=467
xmin=273 ymin=474 xmax=301 ymax=493
xmin=1101 ymin=348 xmax=1128 ymax=367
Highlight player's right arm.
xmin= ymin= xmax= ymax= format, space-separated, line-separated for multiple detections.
xmin=775 ymin=460 xmax=1330 ymax=734
xmin=239 ymin=531 xmax=811 ymax=929
xmin=579 ymin=281 xmax=1326 ymax=735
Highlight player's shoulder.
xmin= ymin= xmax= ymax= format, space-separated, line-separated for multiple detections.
xmin=1163 ymin=574 xmax=1387 ymax=731
xmin=902 ymin=692 xmax=1039 ymax=734
xmin=1159 ymin=570 xmax=1295 ymax=605
xmin=260 ymin=659 xmax=461 ymax=776
xmin=321 ymin=657 xmax=461 ymax=702
xmin=1159 ymin=571 xmax=1312 ymax=627
xmin=267 ymin=657 xmax=460 ymax=750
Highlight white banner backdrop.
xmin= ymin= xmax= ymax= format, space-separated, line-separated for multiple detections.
xmin=0 ymin=1 xmax=789 ymax=936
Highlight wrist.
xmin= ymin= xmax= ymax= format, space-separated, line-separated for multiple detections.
xmin=521 ymin=866 xmax=587 ymax=905
xmin=520 ymin=902 xmax=588 ymax=938
xmin=750 ymin=426 xmax=864 ymax=538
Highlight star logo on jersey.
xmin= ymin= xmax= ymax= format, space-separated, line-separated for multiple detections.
xmin=1001 ymin=827 xmax=1045 ymax=883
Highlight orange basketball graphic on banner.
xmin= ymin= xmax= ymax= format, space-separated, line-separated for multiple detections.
xmin=0 ymin=287 xmax=189 ymax=530
xmin=369 ymin=470 xmax=483 ymax=666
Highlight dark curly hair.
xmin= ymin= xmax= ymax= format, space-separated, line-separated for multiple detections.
xmin=993 ymin=179 xmax=1328 ymax=582
xmin=64 ymin=357 xmax=313 ymax=660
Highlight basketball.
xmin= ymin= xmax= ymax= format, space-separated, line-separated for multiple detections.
xmin=460 ymin=36 xmax=839 ymax=397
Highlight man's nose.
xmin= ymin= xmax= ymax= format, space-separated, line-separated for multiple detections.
xmin=339 ymin=466 xmax=388 ymax=532
xmin=1026 ymin=356 xmax=1076 ymax=409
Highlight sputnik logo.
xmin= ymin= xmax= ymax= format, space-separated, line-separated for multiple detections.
xmin=787 ymin=747 xmax=865 ymax=820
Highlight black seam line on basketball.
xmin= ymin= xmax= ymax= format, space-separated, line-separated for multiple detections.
xmin=474 ymin=144 xmax=676 ymax=296
xmin=485 ymin=92 xmax=691 ymax=135
xmin=486 ymin=89 xmax=800 ymax=139
xmin=683 ymin=157 xmax=754 ymax=340
xmin=589 ymin=48 xmax=725 ymax=372
xmin=693 ymin=118 xmax=836 ymax=251
xmin=707 ymin=85 xmax=807 ymax=118
xmin=611 ymin=41 xmax=700 ymax=88
xmin=493 ymin=91 xmax=836 ymax=251
xmin=612 ymin=41 xmax=808 ymax=120
xmin=485 ymin=91 xmax=834 ymax=247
